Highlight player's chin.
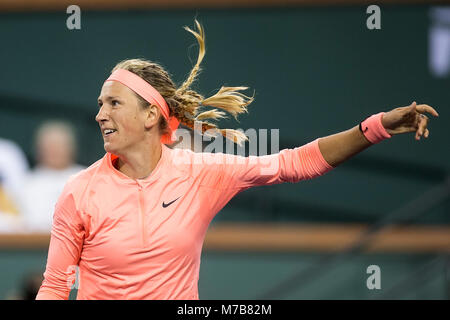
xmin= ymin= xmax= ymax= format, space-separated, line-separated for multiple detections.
xmin=103 ymin=142 xmax=117 ymax=154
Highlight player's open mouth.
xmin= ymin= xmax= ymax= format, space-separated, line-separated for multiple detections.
xmin=103 ymin=129 xmax=117 ymax=136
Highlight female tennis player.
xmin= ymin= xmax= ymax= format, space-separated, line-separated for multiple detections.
xmin=36 ymin=20 xmax=438 ymax=300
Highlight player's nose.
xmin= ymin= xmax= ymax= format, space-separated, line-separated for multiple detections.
xmin=95 ymin=105 xmax=109 ymax=123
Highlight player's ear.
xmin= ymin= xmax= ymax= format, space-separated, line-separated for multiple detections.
xmin=144 ymin=104 xmax=160 ymax=129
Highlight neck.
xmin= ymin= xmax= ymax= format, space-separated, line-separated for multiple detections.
xmin=115 ymin=142 xmax=162 ymax=180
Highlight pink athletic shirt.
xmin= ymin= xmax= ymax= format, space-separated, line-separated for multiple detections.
xmin=36 ymin=138 xmax=333 ymax=300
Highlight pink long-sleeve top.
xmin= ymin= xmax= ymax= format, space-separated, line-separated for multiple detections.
xmin=36 ymin=138 xmax=333 ymax=300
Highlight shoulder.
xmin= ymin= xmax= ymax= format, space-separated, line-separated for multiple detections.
xmin=0 ymin=138 xmax=28 ymax=169
xmin=58 ymin=156 xmax=104 ymax=203
xmin=166 ymin=146 xmax=221 ymax=172
xmin=167 ymin=146 xmax=240 ymax=187
xmin=168 ymin=145 xmax=234 ymax=165
xmin=0 ymin=137 xmax=23 ymax=154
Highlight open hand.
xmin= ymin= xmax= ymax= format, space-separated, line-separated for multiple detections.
xmin=381 ymin=102 xmax=439 ymax=140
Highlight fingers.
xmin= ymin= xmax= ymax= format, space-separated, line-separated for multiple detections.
xmin=409 ymin=101 xmax=438 ymax=140
xmin=415 ymin=114 xmax=429 ymax=140
xmin=415 ymin=104 xmax=439 ymax=117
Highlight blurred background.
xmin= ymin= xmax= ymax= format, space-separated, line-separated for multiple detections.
xmin=0 ymin=0 xmax=448 ymax=300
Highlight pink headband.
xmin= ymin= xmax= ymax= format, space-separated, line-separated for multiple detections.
xmin=105 ymin=69 xmax=179 ymax=144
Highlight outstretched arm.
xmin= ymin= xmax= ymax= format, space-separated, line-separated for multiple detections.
xmin=318 ymin=102 xmax=439 ymax=167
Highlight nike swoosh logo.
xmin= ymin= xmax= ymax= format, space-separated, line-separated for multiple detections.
xmin=162 ymin=197 xmax=181 ymax=208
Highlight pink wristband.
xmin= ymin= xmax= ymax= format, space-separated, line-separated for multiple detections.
xmin=359 ymin=112 xmax=392 ymax=144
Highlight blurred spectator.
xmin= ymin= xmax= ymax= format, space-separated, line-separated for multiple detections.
xmin=6 ymin=271 xmax=43 ymax=300
xmin=429 ymin=6 xmax=450 ymax=77
xmin=20 ymin=121 xmax=84 ymax=232
xmin=0 ymin=137 xmax=29 ymax=232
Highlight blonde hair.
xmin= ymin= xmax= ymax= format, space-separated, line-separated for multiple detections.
xmin=111 ymin=19 xmax=254 ymax=145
